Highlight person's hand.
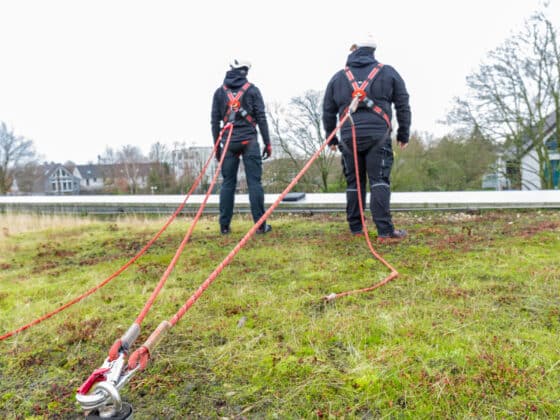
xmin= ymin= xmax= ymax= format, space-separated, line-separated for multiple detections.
xmin=262 ymin=143 xmax=272 ymax=160
xmin=328 ymin=135 xmax=339 ymax=151
xmin=397 ymin=141 xmax=408 ymax=150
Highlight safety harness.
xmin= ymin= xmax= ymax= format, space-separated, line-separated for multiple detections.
xmin=222 ymin=82 xmax=256 ymax=127
xmin=344 ymin=63 xmax=391 ymax=129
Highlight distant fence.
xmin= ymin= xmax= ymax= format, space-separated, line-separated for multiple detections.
xmin=1 ymin=191 xmax=560 ymax=215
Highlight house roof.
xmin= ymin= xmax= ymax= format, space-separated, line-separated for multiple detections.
xmin=76 ymin=164 xmax=102 ymax=178
xmin=75 ymin=162 xmax=158 ymax=179
xmin=42 ymin=164 xmax=71 ymax=179
xmin=544 ymin=111 xmax=557 ymax=135
xmin=30 ymin=163 xmax=78 ymax=193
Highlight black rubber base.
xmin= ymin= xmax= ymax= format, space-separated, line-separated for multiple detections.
xmin=85 ymin=402 xmax=133 ymax=419
xmin=282 ymin=192 xmax=306 ymax=202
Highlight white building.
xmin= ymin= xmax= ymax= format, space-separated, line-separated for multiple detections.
xmin=170 ymin=144 xmax=245 ymax=191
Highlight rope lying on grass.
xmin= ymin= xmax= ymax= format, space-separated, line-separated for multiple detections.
xmin=0 ymin=132 xmax=225 ymax=341
xmin=322 ymin=118 xmax=399 ymax=301
xmin=108 ymin=123 xmax=235 ymax=361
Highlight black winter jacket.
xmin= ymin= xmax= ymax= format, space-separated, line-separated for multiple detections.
xmin=322 ymin=48 xmax=411 ymax=145
xmin=211 ymin=69 xmax=271 ymax=145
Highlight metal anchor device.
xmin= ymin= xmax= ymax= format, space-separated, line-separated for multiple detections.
xmin=76 ymin=321 xmax=171 ymax=418
xmin=76 ymin=352 xmax=137 ymax=419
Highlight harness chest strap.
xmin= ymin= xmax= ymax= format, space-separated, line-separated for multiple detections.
xmin=222 ymin=82 xmax=256 ymax=127
xmin=344 ymin=63 xmax=391 ymax=128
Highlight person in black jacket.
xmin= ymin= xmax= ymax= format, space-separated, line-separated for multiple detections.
xmin=211 ymin=59 xmax=272 ymax=235
xmin=323 ymin=34 xmax=411 ymax=243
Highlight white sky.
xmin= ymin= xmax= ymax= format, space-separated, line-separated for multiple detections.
xmin=1 ymin=0 xmax=558 ymax=164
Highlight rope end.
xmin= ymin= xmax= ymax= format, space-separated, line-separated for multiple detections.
xmin=324 ymin=293 xmax=337 ymax=302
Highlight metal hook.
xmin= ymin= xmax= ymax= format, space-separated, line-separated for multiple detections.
xmin=76 ymin=353 xmax=139 ymax=417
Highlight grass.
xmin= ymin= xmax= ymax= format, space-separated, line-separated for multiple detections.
xmin=0 ymin=209 xmax=559 ymax=419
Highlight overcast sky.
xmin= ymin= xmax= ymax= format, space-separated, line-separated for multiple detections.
xmin=1 ymin=0 xmax=558 ymax=164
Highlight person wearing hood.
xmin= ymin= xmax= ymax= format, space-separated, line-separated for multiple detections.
xmin=322 ymin=34 xmax=411 ymax=244
xmin=211 ymin=59 xmax=272 ymax=235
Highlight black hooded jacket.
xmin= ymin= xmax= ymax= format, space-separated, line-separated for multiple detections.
xmin=211 ymin=68 xmax=271 ymax=145
xmin=322 ymin=48 xmax=411 ymax=145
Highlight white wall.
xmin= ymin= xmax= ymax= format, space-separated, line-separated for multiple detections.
xmin=521 ymin=150 xmax=542 ymax=190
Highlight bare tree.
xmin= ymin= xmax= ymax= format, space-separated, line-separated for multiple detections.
xmin=148 ymin=141 xmax=176 ymax=193
xmin=267 ymin=90 xmax=339 ymax=192
xmin=149 ymin=141 xmax=170 ymax=163
xmin=15 ymin=161 xmax=42 ymax=193
xmin=96 ymin=146 xmax=120 ymax=192
xmin=0 ymin=122 xmax=36 ymax=194
xmin=99 ymin=146 xmax=118 ymax=165
xmin=448 ymin=6 xmax=560 ymax=189
xmin=118 ymin=145 xmax=145 ymax=194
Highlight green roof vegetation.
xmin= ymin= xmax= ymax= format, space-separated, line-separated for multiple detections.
xmin=0 ymin=210 xmax=559 ymax=418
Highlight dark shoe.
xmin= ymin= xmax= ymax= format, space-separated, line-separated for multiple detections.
xmin=256 ymin=223 xmax=272 ymax=234
xmin=220 ymin=225 xmax=231 ymax=235
xmin=377 ymin=229 xmax=407 ymax=244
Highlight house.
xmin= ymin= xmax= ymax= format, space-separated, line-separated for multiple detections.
xmin=11 ymin=161 xmax=161 ymax=195
xmin=73 ymin=162 xmax=156 ymax=194
xmin=33 ymin=164 xmax=81 ymax=195
xmin=484 ymin=112 xmax=559 ymax=190
xmin=518 ymin=112 xmax=559 ymax=190
xmin=73 ymin=164 xmax=106 ymax=192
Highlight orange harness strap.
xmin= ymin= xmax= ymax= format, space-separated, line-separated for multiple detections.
xmin=344 ymin=64 xmax=391 ymax=128
xmin=222 ymin=82 xmax=256 ymax=127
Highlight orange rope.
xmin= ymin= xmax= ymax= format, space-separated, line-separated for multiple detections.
xmin=0 ymin=134 xmax=223 ymax=341
xmin=324 ymin=119 xmax=399 ymax=301
xmin=108 ymin=124 xmax=234 ymax=361
xmin=136 ymin=125 xmax=233 ymax=326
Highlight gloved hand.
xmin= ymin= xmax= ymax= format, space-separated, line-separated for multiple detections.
xmin=262 ymin=143 xmax=272 ymax=160
xmin=215 ymin=144 xmax=222 ymax=162
xmin=328 ymin=135 xmax=339 ymax=151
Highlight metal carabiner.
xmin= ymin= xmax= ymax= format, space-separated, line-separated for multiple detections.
xmin=76 ymin=352 xmax=139 ymax=417
xmin=76 ymin=380 xmax=122 ymax=417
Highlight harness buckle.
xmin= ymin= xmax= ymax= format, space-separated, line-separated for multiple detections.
xmin=76 ymin=352 xmax=140 ymax=417
xmin=228 ymin=99 xmax=241 ymax=111
xmin=349 ymin=89 xmax=367 ymax=113
xmin=351 ymin=88 xmax=367 ymax=100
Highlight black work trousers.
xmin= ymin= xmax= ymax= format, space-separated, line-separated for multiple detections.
xmin=340 ymin=138 xmax=395 ymax=235
xmin=219 ymin=138 xmax=265 ymax=228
